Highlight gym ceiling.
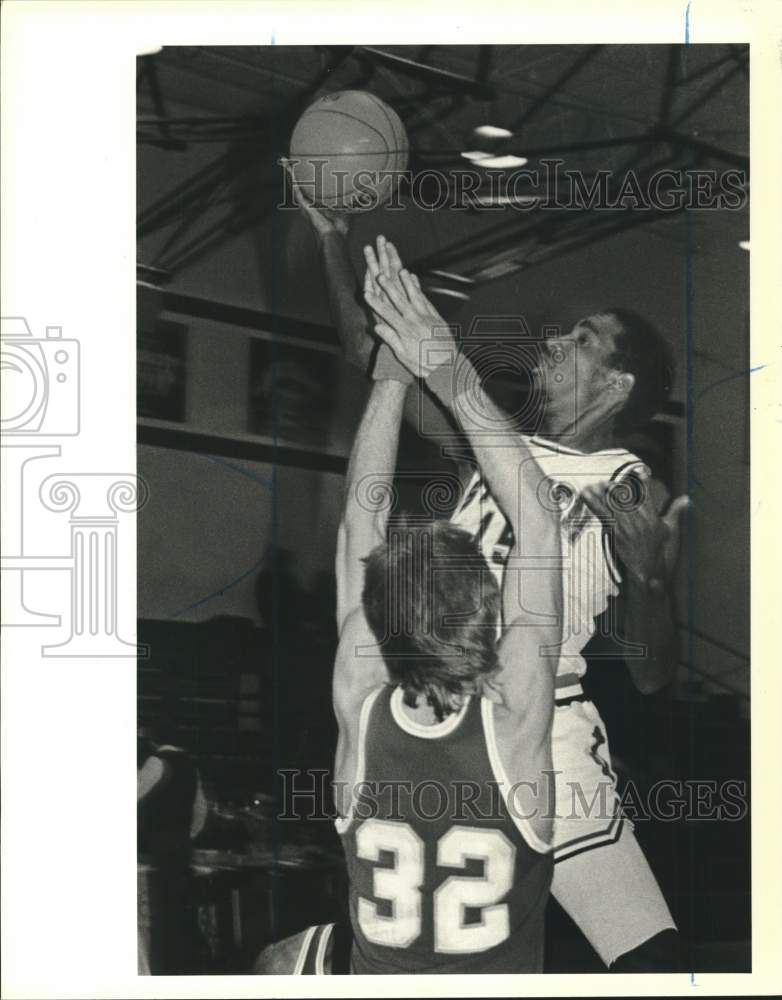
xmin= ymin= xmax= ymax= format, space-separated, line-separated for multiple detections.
xmin=137 ymin=45 xmax=748 ymax=286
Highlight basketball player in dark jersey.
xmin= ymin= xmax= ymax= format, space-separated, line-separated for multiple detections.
xmin=328 ymin=255 xmax=564 ymax=973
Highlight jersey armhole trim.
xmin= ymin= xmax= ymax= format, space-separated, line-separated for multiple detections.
xmin=334 ymin=686 xmax=383 ymax=835
xmin=315 ymin=922 xmax=334 ymax=975
xmin=480 ymin=698 xmax=553 ymax=855
xmin=528 ymin=435 xmax=630 ymax=457
xmin=292 ymin=925 xmax=319 ymax=975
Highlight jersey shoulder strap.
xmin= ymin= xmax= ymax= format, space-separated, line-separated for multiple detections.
xmin=335 ymin=685 xmax=383 ymax=834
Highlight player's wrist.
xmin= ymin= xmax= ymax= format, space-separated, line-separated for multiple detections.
xmin=317 ymin=225 xmax=345 ymax=246
xmin=425 ymin=352 xmax=476 ymax=409
xmin=372 ymin=342 xmax=414 ymax=384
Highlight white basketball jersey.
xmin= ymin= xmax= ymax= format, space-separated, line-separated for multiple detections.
xmin=450 ymin=436 xmax=648 ymax=678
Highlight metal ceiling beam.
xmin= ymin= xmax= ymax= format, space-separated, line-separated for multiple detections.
xmin=355 ymin=47 xmax=495 ymax=99
xmin=507 ymin=45 xmax=604 ymax=135
xmin=669 ymin=61 xmax=746 ymax=130
xmin=662 ymin=129 xmax=748 ymax=168
xmin=658 ymin=45 xmax=681 ymax=129
xmin=138 ymin=152 xmax=236 ymax=235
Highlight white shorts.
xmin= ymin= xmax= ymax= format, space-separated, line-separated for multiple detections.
xmin=551 ymin=695 xmax=626 ymax=859
xmin=550 ymin=692 xmax=676 ymax=966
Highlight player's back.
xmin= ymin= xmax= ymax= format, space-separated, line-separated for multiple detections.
xmin=336 ymin=684 xmax=553 ymax=974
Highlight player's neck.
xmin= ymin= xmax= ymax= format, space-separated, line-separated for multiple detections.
xmin=540 ymin=406 xmax=617 ymax=453
xmin=405 ymin=701 xmax=442 ymax=726
xmin=405 ymin=698 xmax=464 ymax=727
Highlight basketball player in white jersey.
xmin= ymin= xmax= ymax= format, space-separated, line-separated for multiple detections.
xmin=284 ymin=171 xmax=688 ymax=970
xmin=361 ymin=236 xmax=689 ymax=972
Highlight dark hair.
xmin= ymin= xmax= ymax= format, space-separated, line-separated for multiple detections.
xmin=603 ymin=308 xmax=674 ymax=432
xmin=362 ymin=517 xmax=500 ymax=721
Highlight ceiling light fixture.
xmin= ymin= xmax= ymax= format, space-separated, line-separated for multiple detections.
xmin=472 ymin=154 xmax=528 ymax=169
xmin=474 ymin=125 xmax=514 ymax=139
xmin=460 ymin=150 xmax=492 ymax=162
xmin=472 ymin=194 xmax=538 ymax=207
xmin=428 ymin=270 xmax=475 ymax=284
xmin=425 ymin=287 xmax=472 ymax=301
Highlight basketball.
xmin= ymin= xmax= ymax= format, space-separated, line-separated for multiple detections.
xmin=289 ymin=90 xmax=408 ymax=212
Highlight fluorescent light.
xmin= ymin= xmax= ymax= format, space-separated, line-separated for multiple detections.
xmin=473 ymin=194 xmax=538 ymax=207
xmin=428 ymin=270 xmax=475 ymax=285
xmin=460 ymin=150 xmax=492 ymax=161
xmin=473 ymin=154 xmax=528 ymax=169
xmin=738 ymin=240 xmax=750 ymax=251
xmin=474 ymin=125 xmax=514 ymax=139
xmin=426 ymin=287 xmax=471 ymax=301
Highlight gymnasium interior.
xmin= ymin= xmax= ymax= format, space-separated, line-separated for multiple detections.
xmin=136 ymin=44 xmax=750 ymax=974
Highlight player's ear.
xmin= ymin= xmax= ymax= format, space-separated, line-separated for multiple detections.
xmin=610 ymin=371 xmax=635 ymax=397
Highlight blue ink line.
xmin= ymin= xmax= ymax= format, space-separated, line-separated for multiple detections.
xmin=203 ymin=453 xmax=274 ymax=491
xmin=170 ymin=553 xmax=267 ymax=619
xmin=682 ymin=58 xmax=697 ymax=945
xmin=685 ymin=2 xmax=691 ymax=43
xmin=697 ymin=364 xmax=766 ymax=400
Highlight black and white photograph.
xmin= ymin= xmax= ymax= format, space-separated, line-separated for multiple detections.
xmin=136 ymin=39 xmax=752 ymax=976
xmin=2 ymin=4 xmax=782 ymax=998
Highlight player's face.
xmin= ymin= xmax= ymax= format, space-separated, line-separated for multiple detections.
xmin=534 ymin=313 xmax=623 ymax=417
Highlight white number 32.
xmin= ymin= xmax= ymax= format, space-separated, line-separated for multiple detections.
xmin=355 ymin=820 xmax=515 ymax=954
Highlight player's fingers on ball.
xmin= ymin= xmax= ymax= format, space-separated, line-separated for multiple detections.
xmin=291 ymin=183 xmax=313 ymax=210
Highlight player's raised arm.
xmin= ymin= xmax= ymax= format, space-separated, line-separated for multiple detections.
xmin=363 ymin=237 xmax=563 ymax=687
xmin=335 ymin=308 xmax=411 ymax=636
xmin=281 ymin=158 xmax=373 ymax=373
xmin=363 ymin=238 xmax=556 ymax=550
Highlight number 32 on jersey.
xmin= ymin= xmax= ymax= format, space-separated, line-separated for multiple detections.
xmin=356 ymin=819 xmax=515 ymax=954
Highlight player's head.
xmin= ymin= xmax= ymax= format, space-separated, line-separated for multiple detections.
xmin=536 ymin=309 xmax=673 ymax=432
xmin=362 ymin=518 xmax=500 ymax=721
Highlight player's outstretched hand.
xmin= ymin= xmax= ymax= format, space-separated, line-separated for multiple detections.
xmin=280 ymin=158 xmax=350 ymax=240
xmin=362 ymin=236 xmax=451 ymax=378
xmin=580 ymin=479 xmax=690 ymax=588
